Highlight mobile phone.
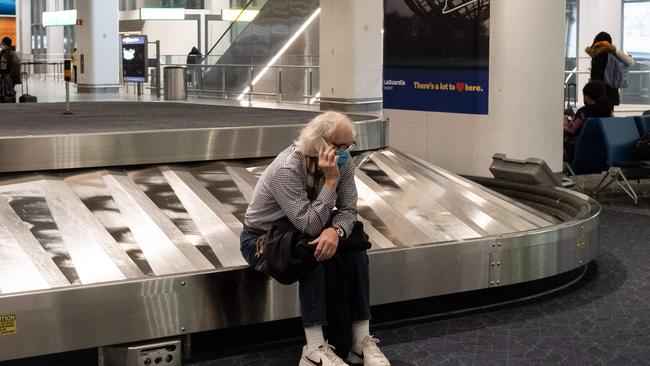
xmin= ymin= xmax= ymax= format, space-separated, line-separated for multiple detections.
xmin=311 ymin=137 xmax=329 ymax=156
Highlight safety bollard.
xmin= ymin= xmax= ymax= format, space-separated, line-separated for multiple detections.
xmin=63 ymin=60 xmax=72 ymax=114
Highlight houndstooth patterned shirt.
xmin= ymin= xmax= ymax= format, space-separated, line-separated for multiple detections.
xmin=244 ymin=145 xmax=357 ymax=237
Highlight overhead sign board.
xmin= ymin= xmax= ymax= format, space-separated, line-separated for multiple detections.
xmin=139 ymin=8 xmax=185 ymax=20
xmin=42 ymin=9 xmax=77 ymax=27
xmin=122 ymin=35 xmax=148 ymax=83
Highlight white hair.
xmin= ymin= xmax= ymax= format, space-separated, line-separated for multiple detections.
xmin=296 ymin=111 xmax=355 ymax=155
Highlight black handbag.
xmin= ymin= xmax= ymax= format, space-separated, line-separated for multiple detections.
xmin=254 ymin=218 xmax=371 ymax=285
xmin=254 ymin=218 xmax=318 ymax=285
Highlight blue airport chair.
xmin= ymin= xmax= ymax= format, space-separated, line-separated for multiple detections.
xmin=634 ymin=115 xmax=650 ymax=135
xmin=564 ymin=117 xmax=608 ymax=192
xmin=569 ymin=117 xmax=608 ymax=175
xmin=595 ymin=117 xmax=650 ymax=204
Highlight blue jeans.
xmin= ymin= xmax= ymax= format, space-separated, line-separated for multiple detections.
xmin=240 ymin=225 xmax=371 ymax=327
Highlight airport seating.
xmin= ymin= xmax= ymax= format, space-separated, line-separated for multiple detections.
xmin=563 ymin=117 xmax=609 ymax=191
xmin=594 ymin=117 xmax=650 ymax=204
xmin=634 ymin=115 xmax=650 ymax=135
xmin=568 ymin=118 xmax=608 ymax=175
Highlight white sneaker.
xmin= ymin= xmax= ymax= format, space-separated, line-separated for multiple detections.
xmin=347 ymin=336 xmax=390 ymax=366
xmin=299 ymin=342 xmax=350 ymax=366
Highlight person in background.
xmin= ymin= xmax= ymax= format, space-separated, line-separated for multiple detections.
xmin=0 ymin=37 xmax=20 ymax=103
xmin=585 ymin=31 xmax=635 ymax=111
xmin=71 ymin=48 xmax=78 ymax=83
xmin=186 ymin=47 xmax=202 ymax=89
xmin=564 ymin=80 xmax=612 ymax=162
xmin=241 ymin=111 xmax=391 ymax=366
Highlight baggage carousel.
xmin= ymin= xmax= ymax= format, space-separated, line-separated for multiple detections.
xmin=0 ymin=102 xmax=599 ymax=361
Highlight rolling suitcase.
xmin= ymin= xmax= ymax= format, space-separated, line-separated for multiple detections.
xmin=19 ymin=72 xmax=37 ymax=103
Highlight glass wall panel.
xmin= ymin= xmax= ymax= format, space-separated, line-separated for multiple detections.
xmin=622 ymin=0 xmax=650 ymax=105
xmin=30 ymin=0 xmax=47 ymax=67
xmin=564 ymin=0 xmax=578 ymax=104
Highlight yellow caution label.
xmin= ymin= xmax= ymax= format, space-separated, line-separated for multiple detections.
xmin=576 ymin=232 xmax=586 ymax=249
xmin=0 ymin=313 xmax=17 ymax=335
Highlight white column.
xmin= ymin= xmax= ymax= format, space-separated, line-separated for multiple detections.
xmin=577 ymin=0 xmax=622 ymax=105
xmin=15 ymin=0 xmax=32 ymax=55
xmin=76 ymin=0 xmax=120 ymax=92
xmin=46 ymin=0 xmax=64 ymax=58
xmin=319 ymin=0 xmax=383 ymax=112
xmin=386 ymin=0 xmax=566 ymax=177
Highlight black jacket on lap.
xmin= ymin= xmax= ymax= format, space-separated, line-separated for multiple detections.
xmin=254 ymin=217 xmax=372 ymax=356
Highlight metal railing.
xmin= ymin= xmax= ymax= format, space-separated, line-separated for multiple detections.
xmin=19 ymin=54 xmax=67 ymax=81
xmin=160 ymin=54 xmax=319 ymax=67
xmin=564 ymin=59 xmax=650 ymax=108
xmin=162 ymin=62 xmax=320 ymax=105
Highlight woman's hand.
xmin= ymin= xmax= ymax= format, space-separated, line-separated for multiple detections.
xmin=309 ymin=227 xmax=339 ymax=261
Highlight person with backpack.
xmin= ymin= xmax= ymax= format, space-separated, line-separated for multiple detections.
xmin=0 ymin=37 xmax=21 ymax=103
xmin=585 ymin=31 xmax=635 ymax=111
xmin=186 ymin=47 xmax=202 ymax=89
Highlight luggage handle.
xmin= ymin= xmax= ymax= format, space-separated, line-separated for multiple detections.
xmin=20 ymin=72 xmax=28 ymax=95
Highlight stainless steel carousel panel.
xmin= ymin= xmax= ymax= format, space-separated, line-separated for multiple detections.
xmin=0 ymin=148 xmax=599 ymax=362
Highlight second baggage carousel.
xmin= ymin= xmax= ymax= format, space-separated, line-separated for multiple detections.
xmin=0 ymin=102 xmax=599 ymax=361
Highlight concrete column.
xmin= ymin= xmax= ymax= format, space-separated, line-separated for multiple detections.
xmin=319 ymin=0 xmax=383 ymax=112
xmin=46 ymin=0 xmax=64 ymax=58
xmin=577 ymin=0 xmax=622 ymax=105
xmin=386 ymin=0 xmax=566 ymax=177
xmin=16 ymin=0 xmax=32 ymax=55
xmin=76 ymin=0 xmax=121 ymax=93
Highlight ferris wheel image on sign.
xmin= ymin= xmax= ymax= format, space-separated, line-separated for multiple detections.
xmin=383 ymin=0 xmax=490 ymax=114
xmin=405 ymin=0 xmax=489 ymax=19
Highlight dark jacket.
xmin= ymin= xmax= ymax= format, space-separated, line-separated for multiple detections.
xmin=255 ymin=217 xmax=372 ymax=357
xmin=0 ymin=47 xmax=20 ymax=102
xmin=253 ymin=217 xmax=318 ymax=285
xmin=586 ymin=42 xmax=619 ymax=106
xmin=254 ymin=217 xmax=372 ymax=284
xmin=186 ymin=47 xmax=202 ymax=65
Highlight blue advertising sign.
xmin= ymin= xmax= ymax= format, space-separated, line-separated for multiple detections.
xmin=383 ymin=67 xmax=489 ymax=115
xmin=0 ymin=0 xmax=15 ymax=16
xmin=384 ymin=0 xmax=490 ymax=115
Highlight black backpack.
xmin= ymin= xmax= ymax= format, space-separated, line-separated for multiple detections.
xmin=636 ymin=133 xmax=650 ymax=160
xmin=10 ymin=53 xmax=21 ymax=85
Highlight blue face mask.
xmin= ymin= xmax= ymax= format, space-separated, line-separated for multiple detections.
xmin=336 ymin=150 xmax=351 ymax=169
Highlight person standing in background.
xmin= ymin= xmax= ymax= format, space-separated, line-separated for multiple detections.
xmin=0 ymin=37 xmax=20 ymax=103
xmin=585 ymin=31 xmax=635 ymax=111
xmin=186 ymin=47 xmax=202 ymax=89
xmin=71 ymin=48 xmax=78 ymax=83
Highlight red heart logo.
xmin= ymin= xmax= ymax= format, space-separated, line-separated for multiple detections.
xmin=456 ymin=82 xmax=465 ymax=92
